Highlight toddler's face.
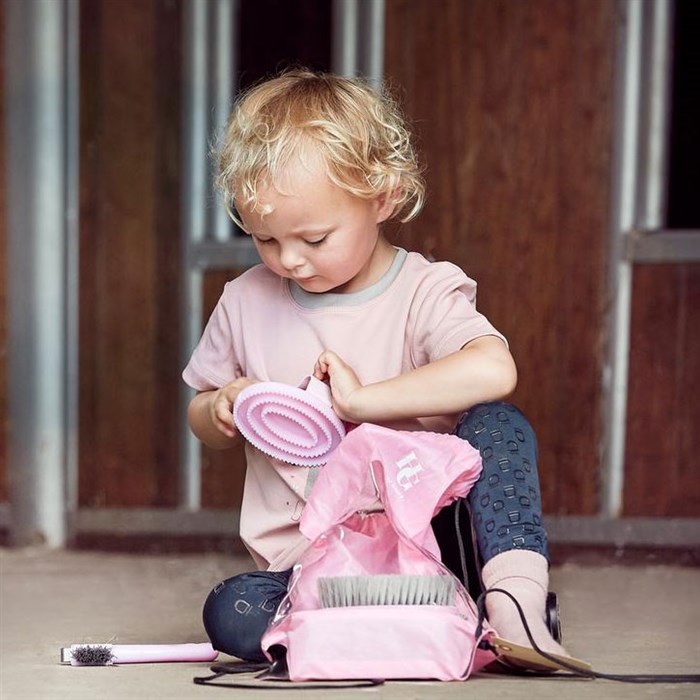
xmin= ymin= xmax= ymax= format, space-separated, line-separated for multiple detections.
xmin=237 ymin=154 xmax=394 ymax=294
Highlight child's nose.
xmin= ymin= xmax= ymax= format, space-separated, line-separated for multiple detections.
xmin=279 ymin=245 xmax=305 ymax=271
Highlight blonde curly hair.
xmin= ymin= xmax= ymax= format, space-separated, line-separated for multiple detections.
xmin=215 ymin=69 xmax=425 ymax=227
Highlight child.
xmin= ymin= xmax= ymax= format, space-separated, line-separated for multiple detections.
xmin=183 ymin=69 xmax=566 ymax=666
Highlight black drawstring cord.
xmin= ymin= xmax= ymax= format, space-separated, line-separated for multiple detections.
xmin=193 ymin=660 xmax=384 ymax=689
xmin=476 ymin=588 xmax=700 ymax=683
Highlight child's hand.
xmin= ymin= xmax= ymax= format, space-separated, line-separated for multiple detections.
xmin=314 ymin=350 xmax=363 ymax=422
xmin=209 ymin=377 xmax=258 ymax=438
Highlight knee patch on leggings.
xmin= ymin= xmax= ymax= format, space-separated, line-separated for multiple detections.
xmin=202 ymin=569 xmax=291 ymax=661
xmin=456 ymin=402 xmax=548 ymax=562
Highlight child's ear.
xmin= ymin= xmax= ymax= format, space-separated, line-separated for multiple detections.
xmin=375 ymin=191 xmax=399 ymax=224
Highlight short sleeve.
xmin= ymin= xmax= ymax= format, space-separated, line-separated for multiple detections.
xmin=182 ymin=282 xmax=242 ymax=391
xmin=407 ymin=262 xmax=507 ymax=367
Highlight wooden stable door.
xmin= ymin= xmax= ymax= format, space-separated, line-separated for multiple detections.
xmin=0 ymin=0 xmax=697 ymax=522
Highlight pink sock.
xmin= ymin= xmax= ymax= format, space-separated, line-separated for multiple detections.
xmin=481 ymin=550 xmax=567 ymax=661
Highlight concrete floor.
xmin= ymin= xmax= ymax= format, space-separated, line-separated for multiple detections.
xmin=1 ymin=547 xmax=699 ymax=700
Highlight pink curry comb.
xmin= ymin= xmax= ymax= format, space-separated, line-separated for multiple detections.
xmin=232 ymin=376 xmax=346 ymax=467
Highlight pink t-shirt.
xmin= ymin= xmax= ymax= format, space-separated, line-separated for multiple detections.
xmin=183 ymin=248 xmax=506 ymax=569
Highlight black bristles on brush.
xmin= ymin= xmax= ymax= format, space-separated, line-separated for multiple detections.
xmin=68 ymin=645 xmax=115 ymax=665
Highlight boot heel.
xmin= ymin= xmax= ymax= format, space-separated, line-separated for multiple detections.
xmin=545 ymin=591 xmax=562 ymax=643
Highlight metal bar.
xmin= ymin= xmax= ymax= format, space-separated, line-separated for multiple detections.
xmin=636 ymin=0 xmax=673 ymax=229
xmin=30 ymin=506 xmax=694 ymax=548
xmin=543 ymin=515 xmax=700 ymax=548
xmin=361 ymin=0 xmax=385 ymax=86
xmin=179 ymin=0 xmax=211 ymax=510
xmin=179 ymin=0 xmax=245 ymax=510
xmin=180 ymin=267 xmax=204 ymax=511
xmin=5 ymin=0 xmax=74 ymax=546
xmin=189 ymin=240 xmax=260 ymax=270
xmin=332 ymin=0 xmax=359 ymax=76
xmin=183 ymin=0 xmax=209 ymax=246
xmin=75 ymin=507 xmax=241 ymax=537
xmin=600 ymin=0 xmax=644 ymax=518
xmin=626 ymin=229 xmax=700 ymax=263
xmin=63 ymin=0 xmax=81 ymax=544
xmin=211 ymin=0 xmax=236 ymax=243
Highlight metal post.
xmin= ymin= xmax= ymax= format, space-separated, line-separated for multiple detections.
xmin=637 ymin=0 xmax=673 ymax=229
xmin=212 ymin=0 xmax=237 ymax=243
xmin=333 ymin=0 xmax=385 ymax=83
xmin=5 ymin=0 xmax=79 ymax=547
xmin=179 ymin=0 xmax=239 ymax=510
xmin=64 ymin=0 xmax=81 ymax=542
xmin=600 ymin=0 xmax=673 ymax=517
xmin=332 ymin=0 xmax=359 ymax=76
xmin=361 ymin=0 xmax=385 ymax=86
xmin=180 ymin=0 xmax=210 ymax=511
xmin=600 ymin=0 xmax=642 ymax=518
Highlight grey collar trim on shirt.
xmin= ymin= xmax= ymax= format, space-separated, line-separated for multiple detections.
xmin=288 ymin=247 xmax=408 ymax=309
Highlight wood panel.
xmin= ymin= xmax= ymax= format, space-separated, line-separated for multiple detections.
xmin=385 ymin=0 xmax=616 ymax=514
xmin=76 ymin=0 xmax=332 ymax=512
xmin=624 ymin=264 xmax=700 ymax=516
xmin=78 ymin=0 xmax=182 ymax=507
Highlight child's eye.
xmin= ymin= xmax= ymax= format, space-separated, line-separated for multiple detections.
xmin=254 ymin=236 xmax=275 ymax=245
xmin=306 ymin=235 xmax=328 ymax=247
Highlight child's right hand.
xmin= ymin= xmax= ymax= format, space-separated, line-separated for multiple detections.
xmin=209 ymin=377 xmax=258 ymax=438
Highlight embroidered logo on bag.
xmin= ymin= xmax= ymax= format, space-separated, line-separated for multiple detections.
xmin=395 ymin=451 xmax=424 ymax=492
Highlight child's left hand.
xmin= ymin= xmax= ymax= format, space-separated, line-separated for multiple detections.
xmin=314 ymin=350 xmax=364 ymax=422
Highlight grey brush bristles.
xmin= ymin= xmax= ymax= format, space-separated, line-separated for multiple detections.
xmin=66 ymin=645 xmax=115 ymax=665
xmin=318 ymin=574 xmax=456 ymax=608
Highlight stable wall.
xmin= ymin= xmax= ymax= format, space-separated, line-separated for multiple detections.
xmin=1 ymin=0 xmax=697 ymax=528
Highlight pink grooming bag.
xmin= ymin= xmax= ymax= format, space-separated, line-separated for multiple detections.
xmin=261 ymin=423 xmax=497 ymax=681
